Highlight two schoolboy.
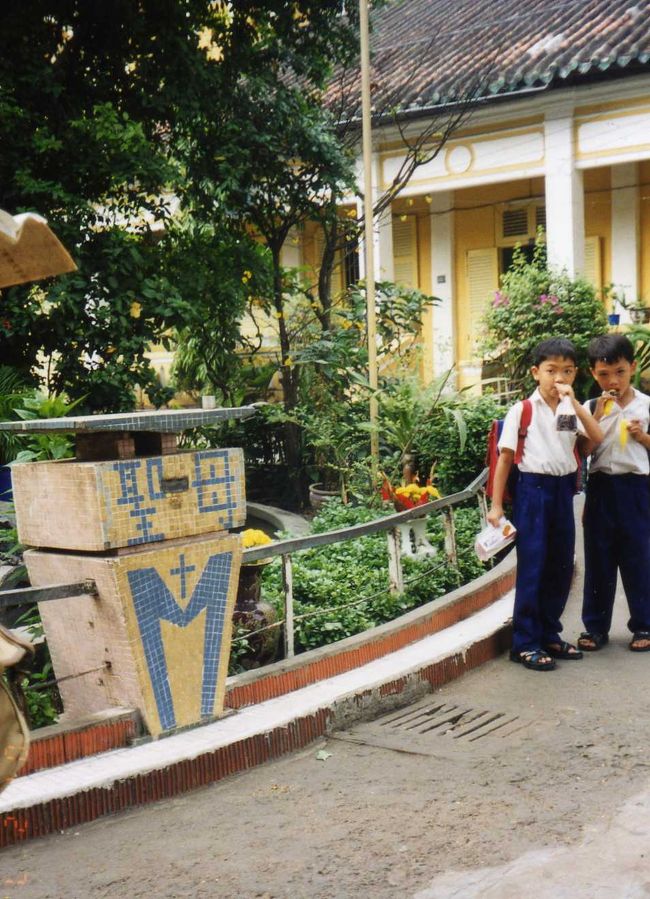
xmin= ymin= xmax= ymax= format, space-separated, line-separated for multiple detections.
xmin=487 ymin=338 xmax=604 ymax=671
xmin=577 ymin=334 xmax=650 ymax=654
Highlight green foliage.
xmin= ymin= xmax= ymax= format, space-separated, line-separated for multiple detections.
xmin=482 ymin=242 xmax=609 ymax=397
xmin=416 ymin=393 xmax=507 ymax=495
xmin=0 ymin=366 xmax=31 ymax=464
xmin=14 ymin=606 xmax=60 ymax=729
xmin=252 ymin=500 xmax=488 ymax=656
xmin=12 ymin=390 xmax=82 ymax=463
xmin=287 ymin=281 xmax=439 ymax=496
xmin=1 ymin=3 xmax=358 ymax=411
xmin=623 ymin=324 xmax=650 ymax=390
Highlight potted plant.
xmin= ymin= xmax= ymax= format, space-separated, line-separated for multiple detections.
xmin=234 ymin=528 xmax=280 ymax=668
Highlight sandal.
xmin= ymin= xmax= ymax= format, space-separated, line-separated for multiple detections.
xmin=509 ymin=649 xmax=556 ymax=671
xmin=577 ymin=632 xmax=609 ymax=652
xmin=544 ymin=640 xmax=583 ymax=660
xmin=630 ymin=631 xmax=650 ymax=653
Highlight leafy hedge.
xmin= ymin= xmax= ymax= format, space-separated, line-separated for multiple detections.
xmin=229 ymin=498 xmax=488 ymax=672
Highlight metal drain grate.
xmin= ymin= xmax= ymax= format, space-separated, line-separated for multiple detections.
xmin=377 ymin=701 xmax=529 ymax=743
xmin=333 ymin=695 xmax=537 ymax=758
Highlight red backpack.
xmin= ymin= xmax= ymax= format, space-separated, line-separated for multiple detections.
xmin=485 ymin=399 xmax=532 ymax=502
xmin=485 ymin=398 xmax=583 ymax=501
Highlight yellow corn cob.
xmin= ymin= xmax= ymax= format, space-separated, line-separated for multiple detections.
xmin=619 ymin=419 xmax=628 ymax=447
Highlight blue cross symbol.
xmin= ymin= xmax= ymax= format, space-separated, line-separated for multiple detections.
xmin=170 ymin=553 xmax=196 ymax=600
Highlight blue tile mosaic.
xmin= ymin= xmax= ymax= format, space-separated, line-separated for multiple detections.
xmin=127 ymin=550 xmax=233 ymax=732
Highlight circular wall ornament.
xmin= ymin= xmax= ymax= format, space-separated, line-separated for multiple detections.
xmin=445 ymin=144 xmax=473 ymax=174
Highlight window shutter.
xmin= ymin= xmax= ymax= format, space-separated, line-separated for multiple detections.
xmin=583 ymin=236 xmax=602 ymax=289
xmin=466 ymin=248 xmax=499 ymax=357
xmin=501 ymin=207 xmax=528 ymax=239
xmin=392 ymin=216 xmax=418 ymax=287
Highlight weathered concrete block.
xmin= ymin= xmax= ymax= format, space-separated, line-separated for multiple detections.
xmin=12 ymin=448 xmax=245 ymax=551
xmin=25 ymin=532 xmax=242 ymax=736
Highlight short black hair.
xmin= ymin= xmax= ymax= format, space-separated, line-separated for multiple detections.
xmin=587 ymin=333 xmax=635 ymax=366
xmin=531 ymin=337 xmax=577 ymax=367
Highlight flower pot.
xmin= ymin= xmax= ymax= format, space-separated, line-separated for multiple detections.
xmin=309 ymin=482 xmax=339 ymax=511
xmin=233 ymin=561 xmax=280 ymax=669
xmin=628 ymin=306 xmax=650 ymax=324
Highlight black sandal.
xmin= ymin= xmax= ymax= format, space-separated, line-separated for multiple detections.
xmin=509 ymin=649 xmax=556 ymax=671
xmin=577 ymin=632 xmax=609 ymax=652
xmin=544 ymin=640 xmax=583 ymax=660
xmin=630 ymin=631 xmax=650 ymax=653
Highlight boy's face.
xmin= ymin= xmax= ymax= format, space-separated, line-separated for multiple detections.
xmin=531 ymin=355 xmax=577 ymax=400
xmin=590 ymin=357 xmax=636 ymax=397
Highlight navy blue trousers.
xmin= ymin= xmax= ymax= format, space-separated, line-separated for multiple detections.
xmin=512 ymin=472 xmax=576 ymax=653
xmin=582 ymin=472 xmax=650 ymax=636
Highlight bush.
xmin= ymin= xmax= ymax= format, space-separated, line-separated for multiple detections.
xmin=240 ymin=498 xmax=488 ymax=663
xmin=417 ymin=393 xmax=507 ymax=495
xmin=482 ymin=241 xmax=608 ymax=398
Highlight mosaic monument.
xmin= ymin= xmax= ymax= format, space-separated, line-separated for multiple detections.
xmin=6 ymin=406 xmax=255 ymax=736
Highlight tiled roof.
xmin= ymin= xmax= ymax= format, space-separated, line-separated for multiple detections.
xmin=329 ymin=0 xmax=650 ymax=116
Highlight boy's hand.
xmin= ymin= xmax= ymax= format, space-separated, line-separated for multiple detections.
xmin=592 ymin=391 xmax=617 ymax=420
xmin=487 ymin=505 xmax=503 ymax=527
xmin=627 ymin=419 xmax=646 ymax=443
xmin=555 ymin=383 xmax=575 ymax=400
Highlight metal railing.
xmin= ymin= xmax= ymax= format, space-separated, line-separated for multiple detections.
xmin=0 ymin=469 xmax=489 ymax=665
xmin=239 ymin=469 xmax=489 ymax=658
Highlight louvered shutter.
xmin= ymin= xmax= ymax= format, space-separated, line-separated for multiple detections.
xmin=501 ymin=207 xmax=528 ymax=240
xmin=466 ymin=248 xmax=499 ymax=358
xmin=392 ymin=216 xmax=418 ymax=287
xmin=583 ymin=236 xmax=602 ymax=289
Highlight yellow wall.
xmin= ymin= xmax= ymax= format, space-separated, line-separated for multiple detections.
xmin=452 ymin=170 xmax=613 ymax=388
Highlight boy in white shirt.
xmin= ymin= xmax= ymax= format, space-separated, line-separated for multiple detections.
xmin=488 ymin=338 xmax=603 ymax=671
xmin=578 ymin=334 xmax=650 ymax=653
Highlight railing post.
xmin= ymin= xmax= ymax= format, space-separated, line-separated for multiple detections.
xmin=282 ymin=553 xmax=295 ymax=658
xmin=386 ymin=528 xmax=404 ymax=594
xmin=477 ymin=488 xmax=489 ymax=526
xmin=442 ymin=507 xmax=458 ymax=566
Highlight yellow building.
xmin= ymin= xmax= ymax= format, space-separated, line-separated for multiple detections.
xmin=300 ymin=0 xmax=650 ymax=391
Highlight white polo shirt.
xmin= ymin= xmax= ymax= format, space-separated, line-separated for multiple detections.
xmin=584 ymin=387 xmax=650 ymax=476
xmin=498 ymin=388 xmax=583 ymax=475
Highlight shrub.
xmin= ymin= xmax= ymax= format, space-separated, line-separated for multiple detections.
xmin=417 ymin=393 xmax=507 ymax=495
xmin=482 ymin=241 xmax=608 ymax=397
xmin=241 ymin=499 xmax=488 ymax=663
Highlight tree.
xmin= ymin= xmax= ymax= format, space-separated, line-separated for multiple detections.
xmin=0 ymin=1 xmax=271 ymax=410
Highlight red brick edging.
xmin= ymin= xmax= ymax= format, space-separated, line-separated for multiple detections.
xmin=0 ymin=624 xmax=511 ymax=848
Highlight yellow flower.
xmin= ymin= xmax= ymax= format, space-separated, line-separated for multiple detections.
xmin=242 ymin=528 xmax=272 ymax=548
xmin=242 ymin=270 xmax=252 ymax=284
xmin=130 ymin=301 xmax=142 ymax=319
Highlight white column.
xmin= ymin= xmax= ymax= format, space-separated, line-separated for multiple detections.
xmin=355 ymin=154 xmax=394 ymax=282
xmin=611 ymin=162 xmax=639 ymax=306
xmin=544 ymin=110 xmax=585 ymax=276
xmin=375 ymin=204 xmax=394 ymax=282
xmin=430 ymin=191 xmax=455 ymax=380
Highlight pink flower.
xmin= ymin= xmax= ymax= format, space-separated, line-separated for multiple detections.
xmin=492 ymin=291 xmax=509 ymax=308
xmin=554 ymin=305 xmax=564 ymax=315
xmin=539 ymin=294 xmax=548 ymax=304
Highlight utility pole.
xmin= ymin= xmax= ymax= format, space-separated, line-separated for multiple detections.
xmin=359 ymin=0 xmax=379 ymax=472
